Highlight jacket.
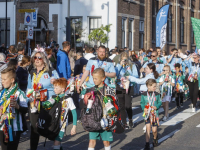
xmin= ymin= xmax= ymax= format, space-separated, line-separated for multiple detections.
xmin=140 ymin=91 xmax=162 ymax=116
xmin=57 ymin=50 xmax=71 ymax=79
xmin=74 ymin=57 xmax=88 ymax=76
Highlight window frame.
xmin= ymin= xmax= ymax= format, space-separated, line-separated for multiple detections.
xmin=139 ymin=20 xmax=144 ymax=49
xmin=128 ymin=18 xmax=134 ymax=50
xmin=121 ymin=17 xmax=127 ymax=48
xmin=0 ymin=18 xmax=10 ymax=47
xmin=88 ymin=17 xmax=102 ymax=34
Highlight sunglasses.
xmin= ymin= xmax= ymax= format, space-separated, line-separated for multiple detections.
xmin=151 ymin=55 xmax=156 ymax=57
xmin=34 ymin=56 xmax=42 ymax=60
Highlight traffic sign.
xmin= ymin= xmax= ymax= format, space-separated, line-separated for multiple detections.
xmin=28 ymin=26 xmax=33 ymax=39
xmin=18 ymin=9 xmax=35 ymax=13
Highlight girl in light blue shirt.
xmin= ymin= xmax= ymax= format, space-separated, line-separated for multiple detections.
xmin=127 ymin=63 xmax=159 ymax=92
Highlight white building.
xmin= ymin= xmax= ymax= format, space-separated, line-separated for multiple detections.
xmin=0 ymin=1 xmax=16 ymax=47
xmin=49 ymin=0 xmax=118 ymax=49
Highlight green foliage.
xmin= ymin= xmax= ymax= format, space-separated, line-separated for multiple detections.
xmin=88 ymin=24 xmax=112 ymax=45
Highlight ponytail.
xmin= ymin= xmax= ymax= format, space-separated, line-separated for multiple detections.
xmin=147 ymin=63 xmax=159 ymax=79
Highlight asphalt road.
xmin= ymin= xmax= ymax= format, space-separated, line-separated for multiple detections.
xmin=3 ymin=96 xmax=200 ymax=150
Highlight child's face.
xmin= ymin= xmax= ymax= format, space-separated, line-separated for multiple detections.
xmin=185 ymin=68 xmax=188 ymax=73
xmin=1 ymin=73 xmax=14 ymax=89
xmin=145 ymin=66 xmax=151 ymax=74
xmin=82 ymin=67 xmax=86 ymax=74
xmin=93 ymin=73 xmax=105 ymax=86
xmin=163 ymin=67 xmax=170 ymax=74
xmin=54 ymin=85 xmax=65 ymax=95
xmin=175 ymin=67 xmax=180 ymax=72
xmin=147 ymin=83 xmax=157 ymax=92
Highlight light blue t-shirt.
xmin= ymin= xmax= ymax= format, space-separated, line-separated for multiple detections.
xmin=85 ymin=57 xmax=116 ymax=87
xmin=167 ymin=55 xmax=182 ymax=72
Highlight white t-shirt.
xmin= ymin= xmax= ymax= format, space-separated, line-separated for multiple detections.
xmin=109 ymin=54 xmax=116 ymax=60
xmin=159 ymin=75 xmax=175 ymax=97
xmin=84 ymin=53 xmax=95 ymax=60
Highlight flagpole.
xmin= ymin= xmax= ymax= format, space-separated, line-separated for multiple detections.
xmin=175 ymin=0 xmax=177 ymax=48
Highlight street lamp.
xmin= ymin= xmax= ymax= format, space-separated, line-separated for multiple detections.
xmin=101 ymin=2 xmax=109 ymax=48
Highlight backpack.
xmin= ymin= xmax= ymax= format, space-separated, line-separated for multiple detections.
xmin=37 ymin=96 xmax=69 ymax=141
xmin=80 ymin=85 xmax=124 ymax=133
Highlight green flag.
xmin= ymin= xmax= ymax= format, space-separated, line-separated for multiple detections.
xmin=191 ymin=17 xmax=200 ymax=49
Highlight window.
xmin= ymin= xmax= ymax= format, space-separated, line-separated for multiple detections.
xmin=122 ymin=17 xmax=127 ymax=48
xmin=167 ymin=6 xmax=172 ymax=42
xmin=70 ymin=17 xmax=82 ymax=48
xmin=180 ymin=8 xmax=184 ymax=43
xmin=139 ymin=21 xmax=144 ymax=49
xmin=0 ymin=19 xmax=10 ymax=47
xmin=152 ymin=0 xmax=159 ymax=41
xmin=191 ymin=11 xmax=195 ymax=44
xmin=89 ymin=17 xmax=102 ymax=34
xmin=128 ymin=19 xmax=133 ymax=50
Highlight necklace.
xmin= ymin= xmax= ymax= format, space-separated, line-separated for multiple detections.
xmin=33 ymin=69 xmax=46 ymax=86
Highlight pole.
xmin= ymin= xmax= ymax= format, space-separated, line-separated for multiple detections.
xmin=175 ymin=0 xmax=177 ymax=48
xmin=5 ymin=0 xmax=7 ymax=48
xmin=107 ymin=2 xmax=109 ymax=48
xmin=74 ymin=23 xmax=76 ymax=52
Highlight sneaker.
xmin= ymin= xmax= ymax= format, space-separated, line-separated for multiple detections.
xmin=153 ymin=136 xmax=158 ymax=147
xmin=123 ymin=124 xmax=129 ymax=130
xmin=180 ymin=103 xmax=183 ymax=108
xmin=129 ymin=120 xmax=134 ymax=128
xmin=144 ymin=143 xmax=150 ymax=150
xmin=162 ymin=116 xmax=167 ymax=122
xmin=192 ymin=107 xmax=196 ymax=112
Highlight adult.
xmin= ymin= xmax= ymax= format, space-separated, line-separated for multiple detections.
xmin=17 ymin=43 xmax=25 ymax=66
xmin=167 ymin=48 xmax=182 ymax=73
xmin=77 ymin=45 xmax=116 ymax=91
xmin=0 ymin=53 xmax=7 ymax=91
xmin=156 ymin=47 xmax=167 ymax=64
xmin=57 ymin=41 xmax=71 ymax=79
xmin=0 ymin=43 xmax=7 ymax=55
xmin=115 ymin=52 xmax=138 ymax=129
xmin=50 ymin=38 xmax=56 ymax=47
xmin=162 ymin=50 xmax=168 ymax=60
xmin=27 ymin=49 xmax=59 ymax=150
xmin=68 ymin=49 xmax=76 ymax=74
xmin=109 ymin=49 xmax=117 ymax=60
xmin=127 ymin=63 xmax=159 ymax=92
xmin=45 ymin=48 xmax=57 ymax=69
xmin=6 ymin=45 xmax=18 ymax=62
xmin=84 ymin=48 xmax=95 ymax=60
xmin=184 ymin=53 xmax=200 ymax=112
xmin=113 ymin=48 xmax=125 ymax=65
xmin=74 ymin=52 xmax=88 ymax=76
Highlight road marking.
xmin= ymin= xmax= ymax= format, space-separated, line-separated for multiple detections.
xmin=196 ymin=124 xmax=200 ymax=127
xmin=140 ymin=129 xmax=180 ymax=150
xmin=160 ymin=108 xmax=200 ymax=126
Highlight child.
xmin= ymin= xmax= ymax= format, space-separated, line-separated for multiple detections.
xmin=16 ymin=56 xmax=31 ymax=92
xmin=87 ymin=68 xmax=113 ymax=150
xmin=173 ymin=63 xmax=185 ymax=109
xmin=52 ymin=78 xmax=77 ymax=150
xmin=141 ymin=79 xmax=162 ymax=150
xmin=0 ymin=68 xmax=28 ymax=150
xmin=159 ymin=65 xmax=175 ymax=121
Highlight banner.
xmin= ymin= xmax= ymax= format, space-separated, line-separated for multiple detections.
xmin=191 ymin=17 xmax=200 ymax=50
xmin=32 ymin=9 xmax=37 ymax=27
xmin=156 ymin=4 xmax=169 ymax=50
xmin=27 ymin=26 xmax=33 ymax=40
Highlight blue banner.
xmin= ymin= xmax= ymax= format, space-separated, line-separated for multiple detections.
xmin=156 ymin=4 xmax=169 ymax=50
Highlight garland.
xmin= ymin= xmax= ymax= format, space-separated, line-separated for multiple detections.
xmin=33 ymin=69 xmax=46 ymax=86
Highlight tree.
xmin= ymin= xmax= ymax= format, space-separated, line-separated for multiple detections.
xmin=88 ymin=24 xmax=112 ymax=46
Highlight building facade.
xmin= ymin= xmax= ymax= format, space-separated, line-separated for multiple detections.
xmin=0 ymin=0 xmax=199 ymax=53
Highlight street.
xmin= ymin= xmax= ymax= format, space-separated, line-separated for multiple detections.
xmin=9 ymin=96 xmax=200 ymax=150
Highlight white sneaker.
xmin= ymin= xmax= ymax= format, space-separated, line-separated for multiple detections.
xmin=162 ymin=116 xmax=168 ymax=121
xmin=192 ymin=108 xmax=196 ymax=112
xmin=143 ymin=125 xmax=146 ymax=133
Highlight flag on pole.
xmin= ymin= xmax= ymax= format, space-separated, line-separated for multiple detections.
xmin=156 ymin=4 xmax=170 ymax=50
xmin=191 ymin=17 xmax=200 ymax=50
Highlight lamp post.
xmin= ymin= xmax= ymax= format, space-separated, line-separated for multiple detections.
xmin=73 ymin=19 xmax=76 ymax=52
xmin=175 ymin=0 xmax=177 ymax=48
xmin=5 ymin=0 xmax=7 ymax=48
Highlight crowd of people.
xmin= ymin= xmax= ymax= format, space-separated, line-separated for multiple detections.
xmin=0 ymin=41 xmax=198 ymax=150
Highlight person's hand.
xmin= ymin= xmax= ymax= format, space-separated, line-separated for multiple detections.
xmin=126 ymin=76 xmax=129 ymax=80
xmin=71 ymin=125 xmax=76 ymax=135
xmin=77 ymin=85 xmax=81 ymax=93
xmin=120 ymin=60 xmax=125 ymax=66
xmin=144 ymin=108 xmax=148 ymax=114
xmin=10 ymin=99 xmax=19 ymax=109
xmin=50 ymin=78 xmax=56 ymax=84
xmin=151 ymin=106 xmax=157 ymax=110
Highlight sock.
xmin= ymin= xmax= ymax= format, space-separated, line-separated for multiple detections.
xmin=88 ymin=148 xmax=95 ymax=150
xmin=54 ymin=145 xmax=61 ymax=150
xmin=105 ymin=145 xmax=111 ymax=150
